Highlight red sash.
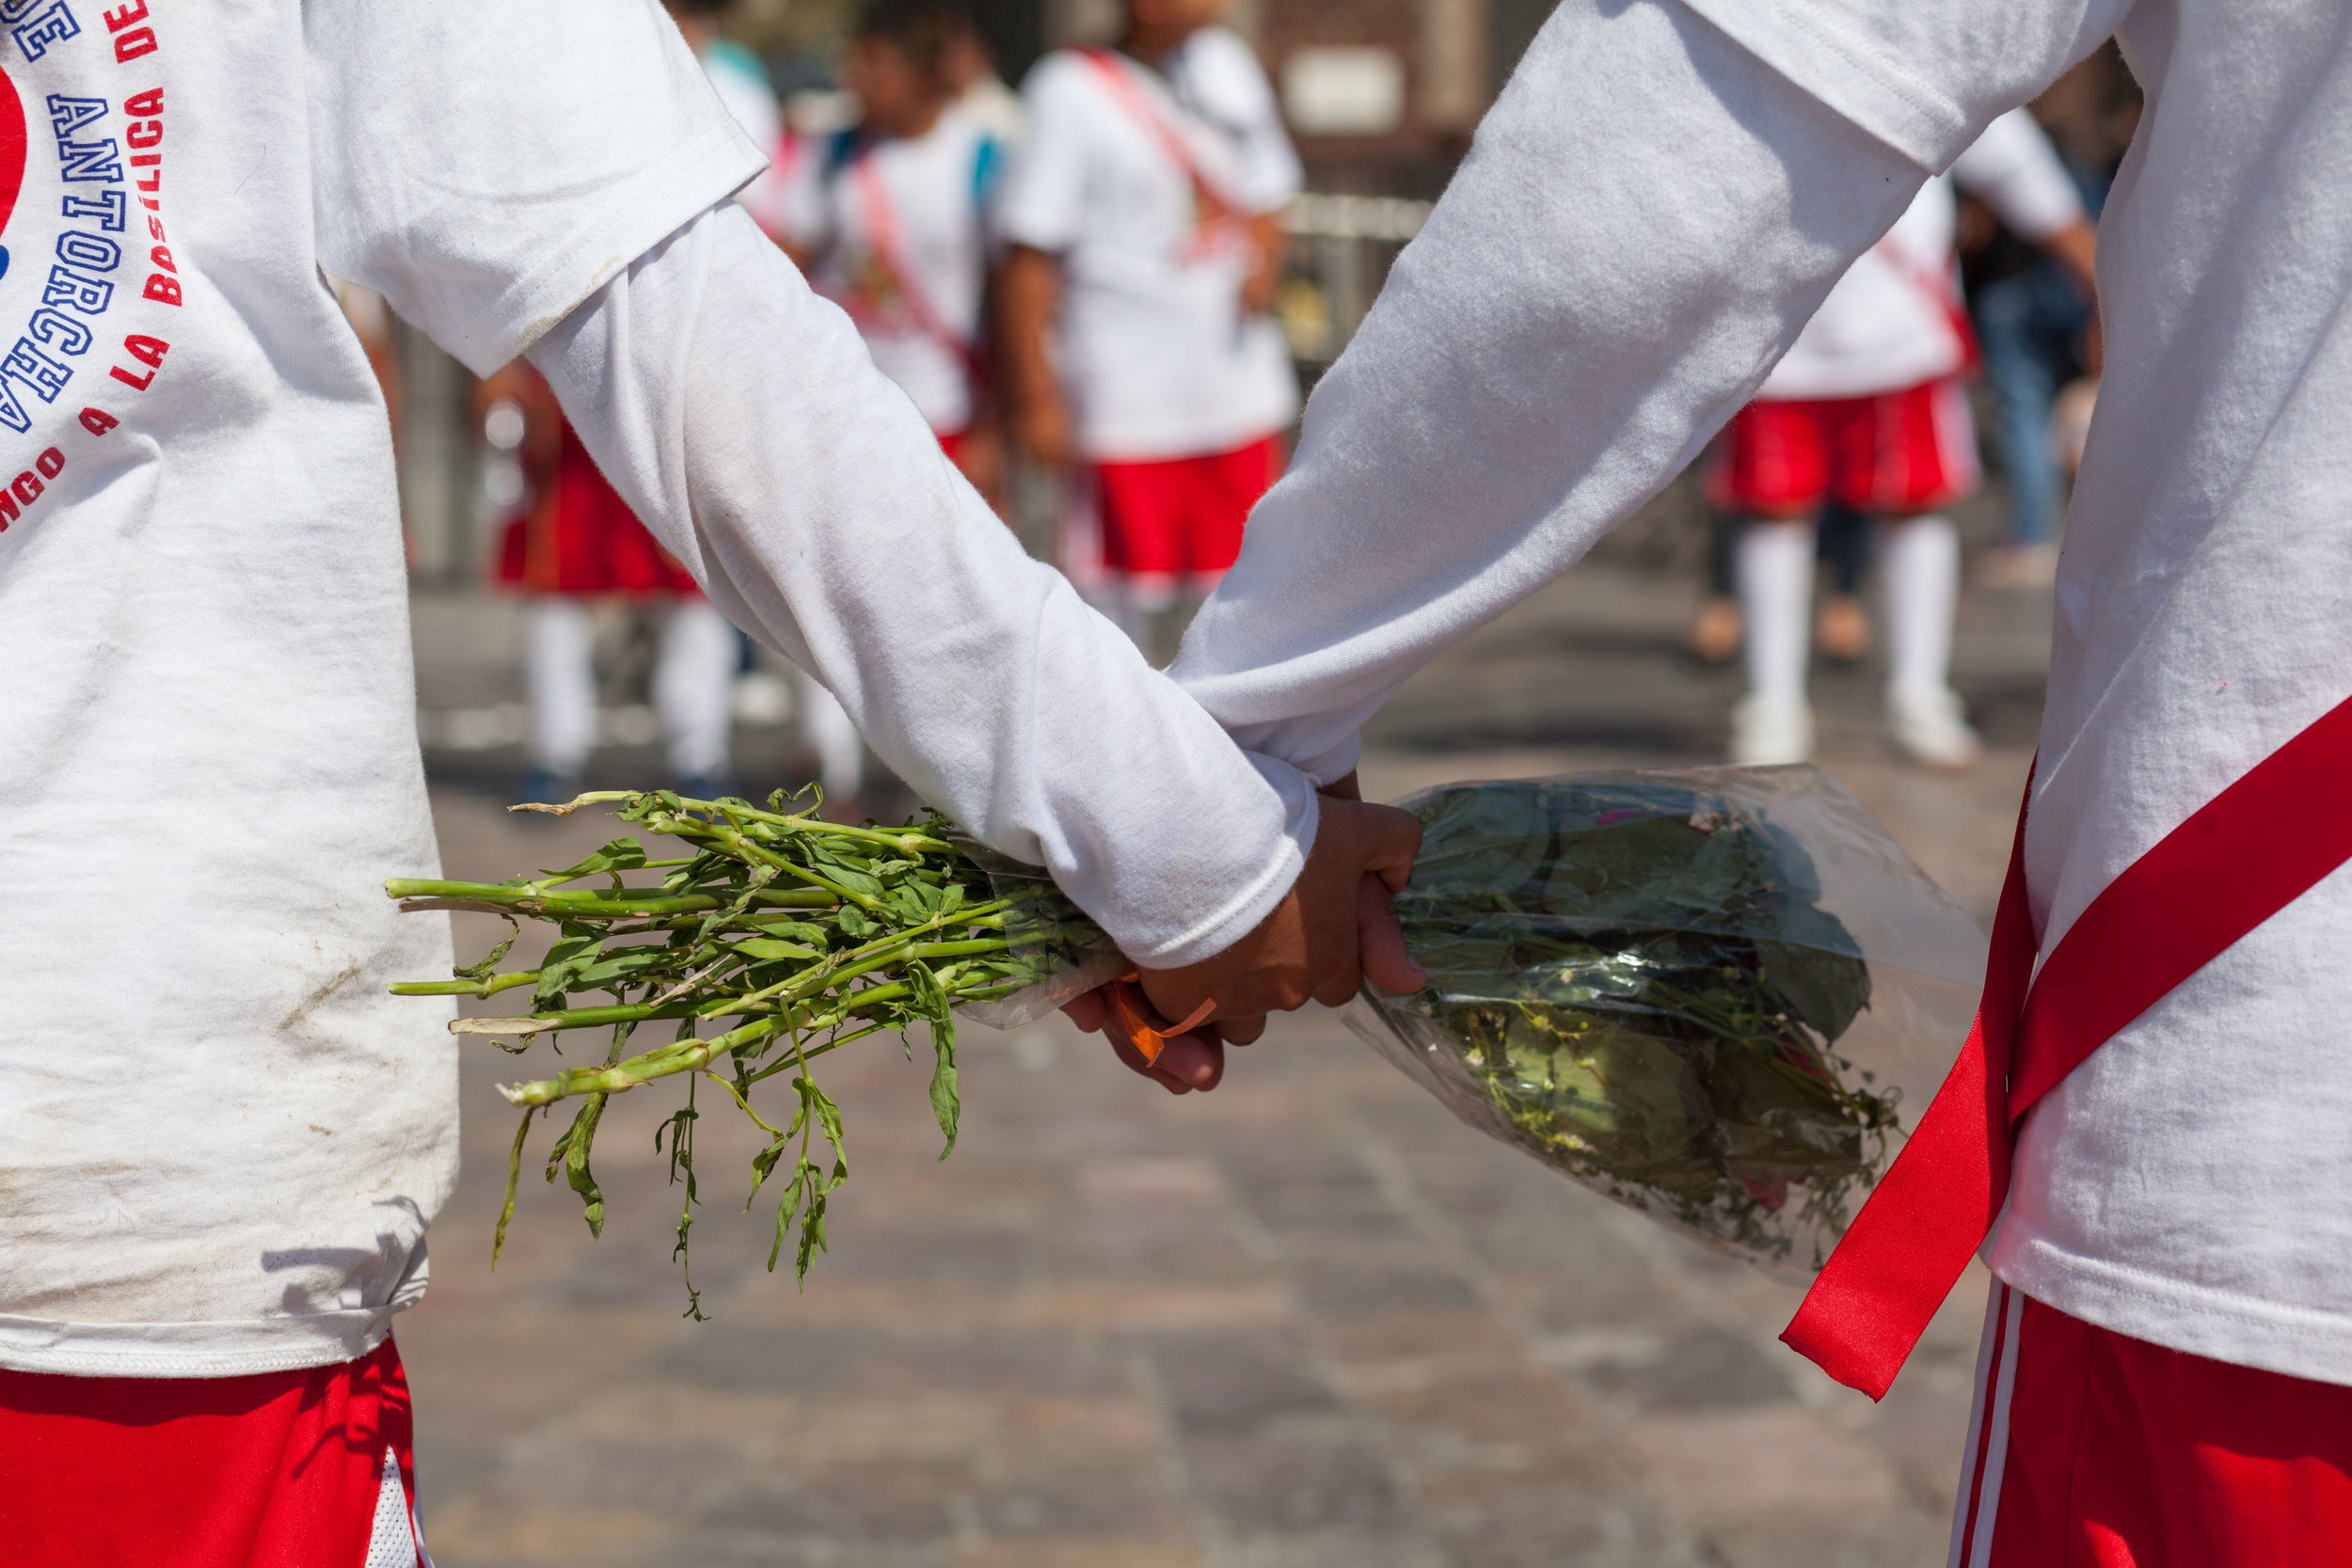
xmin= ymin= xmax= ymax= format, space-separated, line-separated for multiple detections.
xmin=1076 ymin=47 xmax=1247 ymax=262
xmin=1784 ymin=694 xmax=2352 ymax=1399
xmin=846 ymin=153 xmax=979 ymax=372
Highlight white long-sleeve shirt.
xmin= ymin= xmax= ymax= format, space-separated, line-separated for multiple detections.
xmin=0 ymin=0 xmax=1311 ymax=1378
xmin=1763 ymin=106 xmax=2085 ymax=401
xmin=1177 ymin=0 xmax=2352 ymax=1386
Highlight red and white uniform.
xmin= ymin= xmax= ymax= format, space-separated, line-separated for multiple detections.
xmin=1951 ymin=1283 xmax=2352 ymax=1565
xmin=1711 ymin=107 xmax=2084 ymax=516
xmin=776 ymin=107 xmax=998 ymax=440
xmin=996 ymin=30 xmax=1300 ymax=591
xmin=1 ymin=0 xmax=1335 ymax=1556
xmin=0 ymin=1340 xmax=429 ymax=1566
xmin=1171 ymin=0 xmax=2352 ymax=1550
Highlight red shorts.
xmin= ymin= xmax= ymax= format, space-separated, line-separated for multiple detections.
xmin=1953 ymin=1282 xmax=2352 ymax=1566
xmin=0 ymin=1338 xmax=429 ymax=1566
xmin=1094 ymin=435 xmax=1281 ymax=578
xmin=1708 ymin=376 xmax=1978 ymax=517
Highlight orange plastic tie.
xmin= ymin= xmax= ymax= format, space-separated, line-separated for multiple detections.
xmin=1105 ymin=973 xmax=1216 ymax=1065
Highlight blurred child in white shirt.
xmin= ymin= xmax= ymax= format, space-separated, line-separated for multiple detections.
xmin=779 ymin=0 xmax=1003 ymax=499
xmin=994 ymin=0 xmax=1299 ymax=651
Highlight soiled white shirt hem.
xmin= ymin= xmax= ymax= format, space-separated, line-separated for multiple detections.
xmin=0 ymin=1311 xmax=399 ymax=1380
xmin=1989 ymin=1226 xmax=2352 ymax=1388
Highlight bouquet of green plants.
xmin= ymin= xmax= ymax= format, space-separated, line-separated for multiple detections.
xmin=390 ymin=768 xmax=1978 ymax=1306
xmin=386 ymin=788 xmax=1114 ymax=1315
xmin=1345 ymin=768 xmax=1983 ymax=1270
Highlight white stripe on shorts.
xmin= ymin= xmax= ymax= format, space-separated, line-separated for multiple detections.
xmin=365 ymin=1445 xmax=425 ymax=1568
xmin=1948 ymin=1280 xmax=2027 ymax=1568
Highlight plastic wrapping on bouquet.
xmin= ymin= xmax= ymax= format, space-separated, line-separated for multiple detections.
xmin=1343 ymin=766 xmax=1985 ymax=1275
xmin=946 ymin=836 xmax=1127 ymax=1030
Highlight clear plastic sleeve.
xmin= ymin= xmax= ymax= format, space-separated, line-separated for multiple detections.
xmin=947 ymin=837 xmax=1127 ymax=1030
xmin=1343 ymin=765 xmax=1984 ymax=1274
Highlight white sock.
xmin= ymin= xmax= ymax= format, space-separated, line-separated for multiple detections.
xmin=1737 ymin=523 xmax=1814 ymax=705
xmin=653 ymin=598 xmax=740 ymax=781
xmin=1882 ymin=515 xmax=1959 ymax=702
xmin=524 ymin=597 xmax=596 ymax=774
xmin=794 ymin=668 xmax=866 ymax=801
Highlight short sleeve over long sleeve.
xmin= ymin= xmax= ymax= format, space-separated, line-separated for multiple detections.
xmin=304 ymin=0 xmax=766 ymax=373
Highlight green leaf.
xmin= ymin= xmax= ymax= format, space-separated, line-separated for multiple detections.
xmin=733 ymin=936 xmax=820 ymax=962
xmin=571 ymin=946 xmax=682 ymax=992
xmin=453 ymin=918 xmax=521 ymax=982
xmin=554 ymin=1094 xmax=611 ymax=1236
xmin=794 ymin=1156 xmax=848 ymax=1283
xmin=745 ymin=917 xmax=828 ymax=944
xmin=796 ymin=1074 xmax=846 ymax=1149
xmin=537 ymin=836 xmax=648 ymax=886
xmin=907 ymin=960 xmax=961 ymax=1157
xmin=533 ymin=923 xmax=603 ymax=1010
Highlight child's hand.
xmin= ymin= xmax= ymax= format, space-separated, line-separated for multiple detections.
xmin=1064 ymin=790 xmax=1425 ymax=1094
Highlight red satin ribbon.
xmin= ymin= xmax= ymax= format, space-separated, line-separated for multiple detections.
xmin=1785 ymin=693 xmax=2352 ymax=1399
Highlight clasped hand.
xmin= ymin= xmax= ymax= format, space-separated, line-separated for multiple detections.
xmin=1064 ymin=781 xmax=1425 ymax=1094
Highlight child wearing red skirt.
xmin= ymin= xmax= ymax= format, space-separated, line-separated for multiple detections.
xmin=482 ymin=360 xmax=741 ymax=803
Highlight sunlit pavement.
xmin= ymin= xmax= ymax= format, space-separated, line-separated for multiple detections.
xmin=404 ymin=555 xmax=2049 ymax=1566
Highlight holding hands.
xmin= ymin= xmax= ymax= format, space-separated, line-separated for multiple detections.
xmin=1067 ymin=780 xmax=1425 ymax=1094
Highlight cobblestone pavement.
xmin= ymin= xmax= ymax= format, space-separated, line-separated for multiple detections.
xmin=404 ymin=560 xmax=2047 ymax=1567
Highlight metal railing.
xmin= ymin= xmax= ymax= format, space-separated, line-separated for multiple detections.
xmin=1277 ymin=194 xmax=1436 ymax=368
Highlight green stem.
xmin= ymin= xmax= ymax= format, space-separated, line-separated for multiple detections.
xmin=385 ymin=880 xmax=836 ymax=919
xmin=389 ymin=971 xmax=540 ymax=998
xmin=676 ymin=795 xmax=954 ymax=855
xmin=492 ymin=957 xmax=1027 ymax=1106
xmin=723 ymin=906 xmax=1007 ymax=1014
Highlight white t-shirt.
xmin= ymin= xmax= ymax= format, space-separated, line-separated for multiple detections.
xmin=996 ymin=30 xmax=1302 ymax=461
xmin=1762 ymin=107 xmax=2085 ymax=401
xmin=2 ymin=2 xmax=1318 ymax=1379
xmin=1176 ymin=0 xmax=2352 ymax=1386
xmin=700 ymin=39 xmax=796 ymax=241
xmin=777 ymin=107 xmax=999 ymax=435
xmin=0 ymin=0 xmax=757 ymax=1378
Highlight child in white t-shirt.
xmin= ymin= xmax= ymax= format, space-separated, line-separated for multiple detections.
xmin=0 ymin=4 xmax=1421 ymax=1557
xmin=1715 ymin=106 xmax=2094 ymax=769
xmin=774 ymin=0 xmax=1003 ymax=805
xmin=778 ymin=0 xmax=1002 ymax=495
xmin=994 ymin=0 xmax=1300 ymax=644
xmin=1171 ymin=0 xmax=2352 ymax=1552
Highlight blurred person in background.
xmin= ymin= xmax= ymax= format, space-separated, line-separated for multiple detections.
xmin=1712 ymin=106 xmax=2094 ymax=768
xmin=1963 ymin=120 xmax=2115 ymax=588
xmin=481 ymin=0 xmax=801 ymax=810
xmin=480 ymin=362 xmax=742 ymax=803
xmin=946 ymin=9 xmax=1025 ymax=144
xmin=774 ymin=0 xmax=1006 ymax=803
xmin=1687 ymin=500 xmax=1875 ymax=665
xmin=777 ymin=0 xmax=1003 ymax=499
xmin=994 ymin=0 xmax=1299 ymax=657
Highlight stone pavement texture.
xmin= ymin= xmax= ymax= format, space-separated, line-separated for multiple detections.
xmin=403 ymin=559 xmax=2048 ymax=1567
